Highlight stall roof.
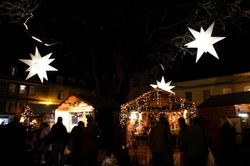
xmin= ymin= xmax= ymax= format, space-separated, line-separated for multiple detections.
xmin=57 ymin=94 xmax=121 ymax=110
xmin=122 ymin=88 xmax=193 ymax=105
xmin=29 ymin=104 xmax=58 ymax=113
xmin=197 ymin=91 xmax=250 ymax=108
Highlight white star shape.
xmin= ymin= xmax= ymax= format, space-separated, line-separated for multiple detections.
xmin=19 ymin=47 xmax=58 ymax=83
xmin=150 ymin=76 xmax=175 ymax=94
xmin=185 ymin=22 xmax=226 ymax=62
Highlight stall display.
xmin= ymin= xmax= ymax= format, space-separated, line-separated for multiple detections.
xmin=55 ymin=95 xmax=94 ymax=132
xmin=120 ymin=87 xmax=196 ymax=165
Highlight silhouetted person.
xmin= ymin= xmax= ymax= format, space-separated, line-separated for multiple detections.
xmin=219 ymin=116 xmax=237 ymax=166
xmin=3 ymin=115 xmax=26 ymax=166
xmin=50 ymin=116 xmax=68 ymax=166
xmin=149 ymin=116 xmax=172 ymax=166
xmin=80 ymin=116 xmax=103 ymax=166
xmin=176 ymin=117 xmax=189 ymax=151
xmin=70 ymin=121 xmax=85 ymax=166
xmin=175 ymin=117 xmax=189 ymax=165
xmin=38 ymin=122 xmax=52 ymax=166
xmin=182 ymin=117 xmax=210 ymax=166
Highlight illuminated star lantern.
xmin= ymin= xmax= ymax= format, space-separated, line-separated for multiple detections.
xmin=150 ymin=76 xmax=175 ymax=94
xmin=185 ymin=22 xmax=226 ymax=63
xmin=19 ymin=47 xmax=58 ymax=83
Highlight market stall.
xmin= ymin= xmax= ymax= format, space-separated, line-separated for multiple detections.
xmin=120 ymin=87 xmax=196 ymax=165
xmin=55 ymin=94 xmax=124 ymax=155
xmin=197 ymin=91 xmax=250 ymax=164
xmin=55 ymin=95 xmax=94 ymax=132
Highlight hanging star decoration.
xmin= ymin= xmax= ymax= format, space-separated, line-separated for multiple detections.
xmin=185 ymin=22 xmax=226 ymax=63
xmin=150 ymin=76 xmax=175 ymax=94
xmin=19 ymin=47 xmax=58 ymax=83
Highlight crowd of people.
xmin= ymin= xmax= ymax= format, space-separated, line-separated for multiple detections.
xmin=148 ymin=116 xmax=237 ymax=166
xmin=39 ymin=116 xmax=103 ymax=166
xmin=0 ymin=113 xmax=238 ymax=166
xmin=0 ymin=115 xmax=103 ymax=166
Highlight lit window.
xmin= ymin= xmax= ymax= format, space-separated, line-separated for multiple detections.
xmin=244 ymin=86 xmax=250 ymax=91
xmin=203 ymin=90 xmax=210 ymax=100
xmin=223 ymin=88 xmax=231 ymax=94
xmin=29 ymin=86 xmax=36 ymax=96
xmin=8 ymin=83 xmax=16 ymax=93
xmin=57 ymin=91 xmax=64 ymax=100
xmin=185 ymin=92 xmax=192 ymax=101
xmin=56 ymin=76 xmax=64 ymax=83
xmin=19 ymin=85 xmax=26 ymax=94
xmin=10 ymin=66 xmax=18 ymax=76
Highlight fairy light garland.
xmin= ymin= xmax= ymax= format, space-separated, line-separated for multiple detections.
xmin=119 ymin=88 xmax=196 ymax=128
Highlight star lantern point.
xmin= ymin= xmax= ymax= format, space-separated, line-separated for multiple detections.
xmin=150 ymin=76 xmax=175 ymax=94
xmin=185 ymin=22 xmax=226 ymax=63
xmin=19 ymin=47 xmax=58 ymax=83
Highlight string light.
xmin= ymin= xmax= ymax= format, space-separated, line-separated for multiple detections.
xmin=119 ymin=88 xmax=196 ymax=128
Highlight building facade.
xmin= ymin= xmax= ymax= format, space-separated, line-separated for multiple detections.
xmin=128 ymin=71 xmax=250 ymax=106
xmin=0 ymin=74 xmax=92 ymax=117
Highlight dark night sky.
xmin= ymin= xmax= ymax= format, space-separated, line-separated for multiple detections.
xmin=0 ymin=0 xmax=250 ymax=84
xmin=170 ymin=31 xmax=250 ymax=81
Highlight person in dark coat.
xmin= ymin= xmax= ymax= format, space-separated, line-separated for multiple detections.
xmin=2 ymin=115 xmax=26 ymax=166
xmin=50 ymin=116 xmax=68 ymax=166
xmin=182 ymin=117 xmax=210 ymax=166
xmin=70 ymin=121 xmax=85 ymax=166
xmin=219 ymin=116 xmax=237 ymax=166
xmin=175 ymin=117 xmax=189 ymax=165
xmin=80 ymin=116 xmax=103 ymax=166
xmin=176 ymin=117 xmax=189 ymax=151
xmin=148 ymin=116 xmax=172 ymax=166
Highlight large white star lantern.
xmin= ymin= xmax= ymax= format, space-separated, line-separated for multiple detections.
xmin=185 ymin=22 xmax=226 ymax=63
xmin=19 ymin=47 xmax=58 ymax=83
xmin=150 ymin=76 xmax=175 ymax=94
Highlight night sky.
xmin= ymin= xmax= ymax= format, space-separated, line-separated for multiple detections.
xmin=0 ymin=0 xmax=250 ymax=84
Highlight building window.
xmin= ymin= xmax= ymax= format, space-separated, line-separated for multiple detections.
xmin=6 ymin=101 xmax=14 ymax=113
xmin=56 ymin=76 xmax=64 ymax=83
xmin=144 ymin=74 xmax=150 ymax=85
xmin=17 ymin=101 xmax=25 ymax=112
xmin=10 ymin=66 xmax=18 ymax=76
xmin=133 ymin=76 xmax=139 ymax=87
xmin=57 ymin=91 xmax=64 ymax=100
xmin=203 ymin=90 xmax=211 ymax=101
xmin=185 ymin=92 xmax=192 ymax=101
xmin=8 ymin=83 xmax=16 ymax=94
xmin=244 ymin=86 xmax=250 ymax=91
xmin=29 ymin=86 xmax=36 ymax=96
xmin=68 ymin=78 xmax=75 ymax=85
xmin=223 ymin=88 xmax=232 ymax=94
xmin=19 ymin=85 xmax=26 ymax=94
xmin=79 ymin=80 xmax=85 ymax=87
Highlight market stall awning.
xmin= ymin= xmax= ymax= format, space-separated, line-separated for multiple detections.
xmin=57 ymin=94 xmax=121 ymax=110
xmin=197 ymin=91 xmax=250 ymax=108
xmin=29 ymin=104 xmax=58 ymax=114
